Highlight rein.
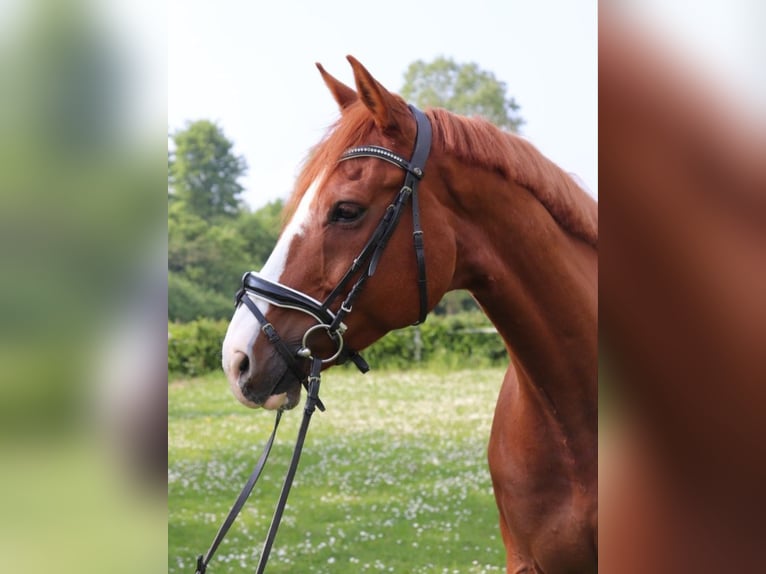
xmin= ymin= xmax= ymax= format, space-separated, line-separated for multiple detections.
xmin=195 ymin=358 xmax=323 ymax=574
xmin=193 ymin=105 xmax=432 ymax=572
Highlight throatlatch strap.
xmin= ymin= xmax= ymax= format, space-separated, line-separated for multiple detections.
xmin=407 ymin=105 xmax=432 ymax=325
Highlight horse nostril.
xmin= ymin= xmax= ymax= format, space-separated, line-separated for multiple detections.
xmin=227 ymin=351 xmax=251 ymax=384
xmin=238 ymin=354 xmax=250 ymax=375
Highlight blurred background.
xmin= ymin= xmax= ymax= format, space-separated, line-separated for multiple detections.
xmin=0 ymin=0 xmax=166 ymax=571
xmin=1 ymin=0 xmax=763 ymax=570
xmin=599 ymin=1 xmax=765 ymax=572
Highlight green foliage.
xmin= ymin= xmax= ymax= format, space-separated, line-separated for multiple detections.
xmin=168 ymin=312 xmax=507 ymax=377
xmin=362 ymin=312 xmax=507 ymax=371
xmin=232 ymin=199 xmax=284 ymax=270
xmin=168 ymin=272 xmax=232 ymax=322
xmin=168 ymin=318 xmax=229 ymax=376
xmin=167 ymin=197 xmax=284 ymax=322
xmin=401 ymin=56 xmax=524 ymax=132
xmin=168 ymin=119 xmax=247 ymax=221
xmin=168 ymin=201 xmax=245 ymax=295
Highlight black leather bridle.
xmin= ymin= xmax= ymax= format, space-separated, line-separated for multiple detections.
xmin=194 ymin=106 xmax=432 ymax=574
xmin=234 ymin=104 xmax=432 ymax=382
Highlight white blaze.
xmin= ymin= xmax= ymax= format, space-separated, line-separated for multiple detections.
xmin=221 ymin=172 xmax=325 ymax=406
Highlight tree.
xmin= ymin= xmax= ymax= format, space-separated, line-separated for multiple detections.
xmin=167 ymin=198 xmax=284 ymax=322
xmin=168 ymin=120 xmax=247 ymax=221
xmin=401 ymin=56 xmax=524 ymax=133
xmin=168 ymin=272 xmax=232 ymax=322
xmin=168 ymin=201 xmax=247 ymax=297
xmin=233 ymin=199 xmax=284 ymax=270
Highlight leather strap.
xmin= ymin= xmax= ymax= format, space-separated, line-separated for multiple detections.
xmin=195 ymin=410 xmax=283 ymax=574
xmin=243 ymin=272 xmax=336 ymax=326
xmin=194 ymin=357 xmax=324 ymax=574
xmin=406 ymin=105 xmax=432 ymax=325
xmin=339 ymin=145 xmax=415 ymax=174
xmin=255 ymin=357 xmax=323 ymax=573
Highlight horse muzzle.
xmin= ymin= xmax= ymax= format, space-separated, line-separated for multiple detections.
xmin=222 ymin=295 xmax=309 ymax=410
xmin=225 ymin=347 xmax=304 ymax=410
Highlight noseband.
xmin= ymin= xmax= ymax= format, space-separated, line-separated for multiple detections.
xmin=234 ymin=105 xmax=432 ymax=382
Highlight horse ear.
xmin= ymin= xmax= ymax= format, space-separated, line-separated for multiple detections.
xmin=316 ymin=62 xmax=358 ymax=111
xmin=346 ymin=55 xmax=397 ymax=130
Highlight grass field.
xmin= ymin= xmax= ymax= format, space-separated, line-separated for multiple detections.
xmin=169 ymin=367 xmax=508 ymax=573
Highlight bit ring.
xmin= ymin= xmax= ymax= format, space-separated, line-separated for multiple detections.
xmin=298 ymin=324 xmax=344 ymax=364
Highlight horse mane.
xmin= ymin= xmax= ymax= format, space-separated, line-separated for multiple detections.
xmin=428 ymin=108 xmax=598 ymax=246
xmin=286 ymin=104 xmax=598 ymax=247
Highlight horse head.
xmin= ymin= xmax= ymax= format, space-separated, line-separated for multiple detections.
xmin=222 ymin=57 xmax=457 ymax=410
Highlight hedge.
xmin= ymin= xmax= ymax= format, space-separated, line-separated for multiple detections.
xmin=168 ymin=312 xmax=507 ymax=378
xmin=168 ymin=318 xmax=230 ymax=377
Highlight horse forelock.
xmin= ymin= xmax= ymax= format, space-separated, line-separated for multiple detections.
xmin=283 ymin=106 xmax=383 ymax=228
xmin=427 ymin=108 xmax=598 ymax=247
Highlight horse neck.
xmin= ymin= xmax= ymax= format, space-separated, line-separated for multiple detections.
xmin=443 ymin=162 xmax=598 ymax=445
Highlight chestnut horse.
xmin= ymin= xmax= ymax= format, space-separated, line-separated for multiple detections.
xmin=222 ymin=57 xmax=597 ymax=573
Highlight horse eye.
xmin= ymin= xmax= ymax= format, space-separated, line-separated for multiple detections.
xmin=330 ymin=202 xmax=365 ymax=224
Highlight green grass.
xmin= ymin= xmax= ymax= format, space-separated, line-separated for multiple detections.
xmin=169 ymin=367 xmax=508 ymax=573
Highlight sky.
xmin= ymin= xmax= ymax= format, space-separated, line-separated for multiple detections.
xmin=169 ymin=0 xmax=597 ymax=210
